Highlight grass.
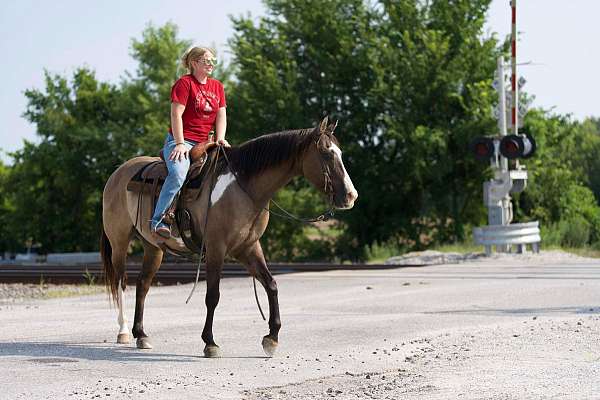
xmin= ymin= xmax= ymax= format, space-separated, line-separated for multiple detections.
xmin=40 ymin=285 xmax=104 ymax=299
xmin=365 ymin=241 xmax=404 ymax=264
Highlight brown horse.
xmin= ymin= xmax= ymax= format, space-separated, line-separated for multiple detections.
xmin=100 ymin=117 xmax=358 ymax=357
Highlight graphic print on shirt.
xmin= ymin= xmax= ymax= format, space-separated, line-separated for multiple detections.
xmin=195 ymin=89 xmax=220 ymax=119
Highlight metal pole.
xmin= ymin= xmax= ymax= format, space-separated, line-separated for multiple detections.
xmin=511 ymin=0 xmax=518 ymax=135
xmin=497 ymin=57 xmax=508 ymax=171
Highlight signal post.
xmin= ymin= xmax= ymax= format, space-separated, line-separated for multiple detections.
xmin=471 ymin=0 xmax=540 ymax=254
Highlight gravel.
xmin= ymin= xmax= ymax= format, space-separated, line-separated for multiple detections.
xmin=385 ymin=249 xmax=590 ymax=266
xmin=0 ymin=283 xmax=103 ymax=303
xmin=0 ymin=250 xmax=598 ymax=399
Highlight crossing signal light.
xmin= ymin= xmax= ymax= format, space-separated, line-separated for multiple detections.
xmin=499 ymin=134 xmax=536 ymax=159
xmin=470 ymin=134 xmax=536 ymax=161
xmin=470 ymin=137 xmax=495 ymax=161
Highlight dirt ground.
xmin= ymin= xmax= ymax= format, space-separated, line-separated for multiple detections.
xmin=0 ymin=250 xmax=598 ymax=399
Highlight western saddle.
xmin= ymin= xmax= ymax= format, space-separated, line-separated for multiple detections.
xmin=126 ymin=141 xmax=219 ymax=256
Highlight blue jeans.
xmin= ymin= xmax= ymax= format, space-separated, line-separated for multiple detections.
xmin=151 ymin=134 xmax=197 ymax=228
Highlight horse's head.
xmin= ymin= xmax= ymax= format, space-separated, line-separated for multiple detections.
xmin=303 ymin=117 xmax=358 ymax=210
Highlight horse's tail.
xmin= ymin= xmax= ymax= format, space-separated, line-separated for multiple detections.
xmin=100 ymin=227 xmax=119 ymax=306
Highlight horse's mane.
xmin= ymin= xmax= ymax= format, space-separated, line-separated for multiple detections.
xmin=222 ymin=128 xmax=315 ymax=178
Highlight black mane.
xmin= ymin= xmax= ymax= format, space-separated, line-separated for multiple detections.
xmin=222 ymin=128 xmax=315 ymax=178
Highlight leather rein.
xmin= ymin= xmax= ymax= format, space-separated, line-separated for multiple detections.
xmin=184 ymin=138 xmax=337 ymax=314
xmin=218 ymin=135 xmax=336 ymax=224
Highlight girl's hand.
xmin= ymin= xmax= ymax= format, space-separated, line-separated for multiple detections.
xmin=217 ymin=138 xmax=231 ymax=148
xmin=169 ymin=143 xmax=189 ymax=161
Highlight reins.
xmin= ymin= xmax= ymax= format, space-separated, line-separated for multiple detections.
xmin=218 ymin=141 xmax=336 ymax=224
xmin=184 ymin=147 xmax=221 ymax=304
xmin=184 ymin=138 xmax=336 ymax=320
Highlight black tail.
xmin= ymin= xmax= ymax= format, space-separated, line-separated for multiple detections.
xmin=100 ymin=228 xmax=119 ymax=306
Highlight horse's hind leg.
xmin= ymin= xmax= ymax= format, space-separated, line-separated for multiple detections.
xmin=116 ymin=280 xmax=130 ymax=344
xmin=132 ymin=242 xmax=163 ymax=349
xmin=105 ymin=230 xmax=132 ymax=345
xmin=239 ymin=241 xmax=281 ymax=357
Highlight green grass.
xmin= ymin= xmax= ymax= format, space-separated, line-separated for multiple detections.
xmin=41 ymin=285 xmax=104 ymax=299
xmin=365 ymin=241 xmax=405 ymax=264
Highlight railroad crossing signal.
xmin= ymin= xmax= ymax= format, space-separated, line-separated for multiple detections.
xmin=499 ymin=134 xmax=536 ymax=159
xmin=470 ymin=134 xmax=536 ymax=161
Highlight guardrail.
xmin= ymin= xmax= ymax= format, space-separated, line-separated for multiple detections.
xmin=473 ymin=221 xmax=541 ymax=255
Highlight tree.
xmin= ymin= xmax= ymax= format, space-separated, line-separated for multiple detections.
xmin=0 ymin=161 xmax=19 ymax=253
xmin=5 ymin=23 xmax=191 ymax=252
xmin=514 ymin=111 xmax=600 ymax=244
xmin=228 ymin=0 xmax=501 ymax=259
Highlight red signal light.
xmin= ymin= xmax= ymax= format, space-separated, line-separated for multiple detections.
xmin=470 ymin=137 xmax=495 ymax=162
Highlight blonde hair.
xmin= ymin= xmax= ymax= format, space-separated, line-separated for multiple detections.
xmin=179 ymin=46 xmax=216 ymax=75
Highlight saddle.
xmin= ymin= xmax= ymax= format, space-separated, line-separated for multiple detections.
xmin=127 ymin=141 xmax=217 ymax=191
xmin=126 ymin=141 xmax=220 ymax=256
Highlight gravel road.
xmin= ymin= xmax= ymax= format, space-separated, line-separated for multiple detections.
xmin=0 ymin=251 xmax=598 ymax=399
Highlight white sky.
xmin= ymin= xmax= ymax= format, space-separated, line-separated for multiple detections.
xmin=1 ymin=0 xmax=598 ymax=164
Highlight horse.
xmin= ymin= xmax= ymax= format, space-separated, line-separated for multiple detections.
xmin=100 ymin=116 xmax=358 ymax=357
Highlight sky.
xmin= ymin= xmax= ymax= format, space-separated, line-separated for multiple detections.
xmin=1 ymin=0 xmax=599 ymax=164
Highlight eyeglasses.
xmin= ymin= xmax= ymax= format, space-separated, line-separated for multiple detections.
xmin=197 ymin=58 xmax=217 ymax=67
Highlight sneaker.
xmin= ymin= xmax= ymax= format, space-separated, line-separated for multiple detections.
xmin=151 ymin=222 xmax=171 ymax=239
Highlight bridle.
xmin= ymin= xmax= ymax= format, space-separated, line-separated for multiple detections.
xmin=315 ymin=133 xmax=336 ymax=207
xmin=219 ymin=136 xmax=336 ymax=223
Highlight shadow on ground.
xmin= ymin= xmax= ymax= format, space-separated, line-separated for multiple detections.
xmin=0 ymin=341 xmax=198 ymax=363
xmin=424 ymin=305 xmax=599 ymax=316
xmin=0 ymin=341 xmax=270 ymax=363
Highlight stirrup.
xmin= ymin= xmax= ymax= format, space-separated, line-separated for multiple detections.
xmin=151 ymin=222 xmax=171 ymax=239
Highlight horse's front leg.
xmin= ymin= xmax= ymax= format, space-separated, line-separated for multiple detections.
xmin=239 ymin=241 xmax=281 ymax=357
xmin=201 ymin=249 xmax=225 ymax=358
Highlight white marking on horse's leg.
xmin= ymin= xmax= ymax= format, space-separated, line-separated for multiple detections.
xmin=330 ymin=143 xmax=358 ymax=206
xmin=210 ymin=172 xmax=236 ymax=204
xmin=116 ymin=281 xmax=130 ymax=344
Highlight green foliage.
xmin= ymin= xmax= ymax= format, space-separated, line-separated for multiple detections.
xmin=4 ymin=10 xmax=600 ymax=258
xmin=513 ymin=111 xmax=600 ymax=247
xmin=0 ymin=161 xmax=19 ymax=252
xmin=3 ymin=23 xmax=191 ymax=252
xmin=228 ymin=0 xmax=501 ymax=259
xmin=83 ymin=268 xmax=97 ymax=286
xmin=261 ymin=178 xmax=334 ymax=261
xmin=364 ymin=240 xmax=406 ymax=264
xmin=558 ymin=215 xmax=591 ymax=248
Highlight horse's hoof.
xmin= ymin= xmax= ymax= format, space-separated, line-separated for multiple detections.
xmin=136 ymin=337 xmax=153 ymax=349
xmin=262 ymin=336 xmax=278 ymax=357
xmin=116 ymin=333 xmax=130 ymax=344
xmin=204 ymin=345 xmax=221 ymax=358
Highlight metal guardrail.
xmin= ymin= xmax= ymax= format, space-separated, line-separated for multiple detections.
xmin=473 ymin=221 xmax=541 ymax=255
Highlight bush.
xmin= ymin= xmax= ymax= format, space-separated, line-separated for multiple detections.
xmin=558 ymin=215 xmax=591 ymax=248
xmin=539 ymin=223 xmax=561 ymax=247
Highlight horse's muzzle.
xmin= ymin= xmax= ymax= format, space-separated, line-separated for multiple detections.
xmin=335 ymin=188 xmax=358 ymax=210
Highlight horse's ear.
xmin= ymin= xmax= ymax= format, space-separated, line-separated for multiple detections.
xmin=318 ymin=116 xmax=329 ymax=134
xmin=327 ymin=120 xmax=338 ymax=134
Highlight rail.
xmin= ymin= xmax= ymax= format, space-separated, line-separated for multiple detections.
xmin=0 ymin=262 xmax=406 ymax=285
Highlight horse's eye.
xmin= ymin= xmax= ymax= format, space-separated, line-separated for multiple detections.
xmin=321 ymin=151 xmax=334 ymax=160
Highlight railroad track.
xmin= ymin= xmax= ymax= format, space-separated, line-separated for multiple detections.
xmin=0 ymin=262 xmax=404 ymax=285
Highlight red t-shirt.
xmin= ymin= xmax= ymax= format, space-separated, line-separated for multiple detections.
xmin=169 ymin=75 xmax=227 ymax=143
